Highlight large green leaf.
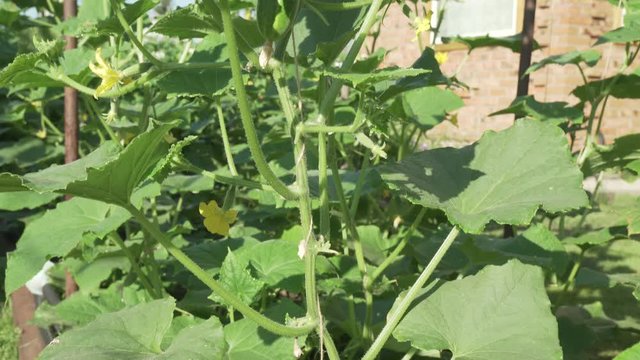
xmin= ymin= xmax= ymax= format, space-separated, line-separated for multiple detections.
xmin=5 ymin=197 xmax=130 ymax=294
xmin=490 ymin=95 xmax=584 ymax=126
xmin=157 ymin=34 xmax=232 ymax=96
xmin=525 ymin=49 xmax=601 ymax=75
xmin=378 ymin=120 xmax=588 ymax=233
xmin=393 ymin=260 xmax=562 ymax=360
xmin=247 ymin=239 xmax=304 ymax=292
xmin=615 ymin=342 xmax=640 ymax=360
xmin=2 ymin=123 xmax=177 ymax=206
xmin=39 ymin=298 xmax=227 ymax=360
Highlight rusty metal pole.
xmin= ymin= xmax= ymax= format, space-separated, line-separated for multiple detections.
xmin=63 ymin=0 xmax=79 ymax=297
xmin=504 ymin=0 xmax=537 ymax=239
xmin=516 ymin=0 xmax=537 ymax=97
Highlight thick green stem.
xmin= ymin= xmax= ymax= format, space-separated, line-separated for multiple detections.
xmin=319 ymin=130 xmax=330 ymax=243
xmin=349 ymin=150 xmax=371 ymax=219
xmin=307 ymin=0 xmax=373 ymax=11
xmin=363 ymin=226 xmax=461 ymax=360
xmin=293 ymin=131 xmax=320 ymax=321
xmin=218 ymin=0 xmax=298 ymax=201
xmin=313 ymin=0 xmax=384 ymax=249
xmin=125 ymin=204 xmax=316 ymax=336
xmin=272 ymin=65 xmax=297 ymax=135
xmin=328 ymin=137 xmax=374 ymax=340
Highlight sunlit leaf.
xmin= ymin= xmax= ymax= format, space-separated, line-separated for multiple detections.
xmin=393 ymin=260 xmax=562 ymax=360
xmin=378 ymin=120 xmax=588 ymax=233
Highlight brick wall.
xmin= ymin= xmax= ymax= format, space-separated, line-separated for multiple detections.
xmin=372 ymin=0 xmax=640 ymax=145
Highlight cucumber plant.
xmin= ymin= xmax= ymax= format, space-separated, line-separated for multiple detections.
xmin=0 ymin=0 xmax=639 ymax=359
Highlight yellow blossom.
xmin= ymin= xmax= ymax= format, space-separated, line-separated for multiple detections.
xmin=412 ymin=17 xmax=431 ymax=43
xmin=89 ymin=48 xmax=125 ymax=99
xmin=413 ymin=17 xmax=431 ymax=35
xmin=435 ymin=51 xmax=448 ymax=65
xmin=199 ymin=200 xmax=238 ymax=236
xmin=35 ymin=129 xmax=47 ymax=139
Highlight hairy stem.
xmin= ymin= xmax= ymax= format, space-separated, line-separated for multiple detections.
xmin=125 ymin=204 xmax=316 ymax=336
xmin=218 ymin=0 xmax=298 ymax=201
xmin=363 ymin=226 xmax=461 ymax=360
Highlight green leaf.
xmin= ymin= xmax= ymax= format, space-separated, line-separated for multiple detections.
xmin=0 ymin=191 xmax=58 ymax=211
xmin=582 ymin=133 xmax=640 ymax=177
xmin=393 ymin=260 xmax=563 ymax=360
xmin=615 ymin=342 xmax=640 ymax=360
xmin=490 ymin=95 xmax=584 ymax=125
xmin=0 ymin=1 xmax=20 ymax=26
xmin=39 ymin=298 xmax=227 ymax=360
xmin=96 ymin=0 xmax=160 ymax=35
xmin=161 ymin=174 xmax=214 ymax=194
xmin=7 ymin=123 xmax=176 ymax=206
xmin=150 ymin=4 xmax=218 ymax=39
xmin=209 ymin=249 xmax=264 ymax=306
xmin=378 ymin=48 xmax=450 ymax=101
xmin=157 ymin=34 xmax=232 ymax=96
xmin=5 ymin=197 xmax=130 ymax=294
xmin=33 ymin=285 xmax=144 ymax=327
xmin=286 ymin=1 xmax=363 ymax=63
xmin=573 ymin=74 xmax=640 ymax=101
xmin=400 ymin=86 xmax=463 ymax=129
xmin=595 ymin=16 xmax=640 ymax=45
xmin=467 ymin=224 xmax=569 ymax=274
xmin=64 ymin=252 xmax=131 ymax=293
xmin=378 ymin=120 xmax=588 ymax=233
xmin=0 ymin=52 xmax=44 ymax=87
xmin=60 ymin=48 xmax=94 ymax=75
xmin=447 ymin=34 xmax=541 ymax=53
xmin=0 ymin=173 xmax=28 ymax=192
xmin=356 ymin=225 xmax=395 ymax=266
xmin=224 ymin=300 xmax=304 ymax=360
xmin=526 ymin=49 xmax=601 ymax=75
xmin=323 ymin=67 xmax=430 ymax=87
xmin=257 ymin=0 xmax=283 ymax=41
xmin=0 ymin=138 xmax=64 ymax=168
xmin=563 ymin=227 xmax=626 ymax=247
xmin=575 ymin=267 xmax=640 ymax=292
xmin=247 ymin=239 xmax=304 ymax=292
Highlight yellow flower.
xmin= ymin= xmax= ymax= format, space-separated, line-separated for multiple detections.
xmin=35 ymin=129 xmax=47 ymax=139
xmin=435 ymin=51 xmax=448 ymax=65
xmin=413 ymin=17 xmax=431 ymax=35
xmin=199 ymin=200 xmax=238 ymax=236
xmin=88 ymin=48 xmax=124 ymax=99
